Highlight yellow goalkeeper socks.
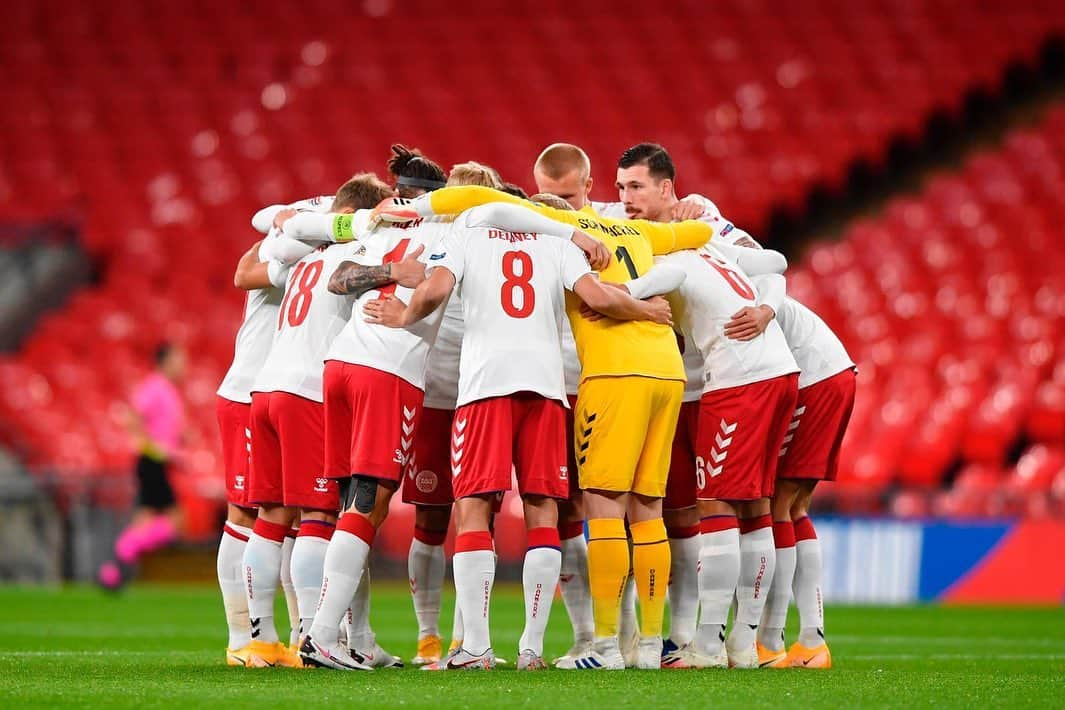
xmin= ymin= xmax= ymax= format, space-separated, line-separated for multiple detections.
xmin=631 ymin=517 xmax=670 ymax=638
xmin=587 ymin=518 xmax=630 ymax=638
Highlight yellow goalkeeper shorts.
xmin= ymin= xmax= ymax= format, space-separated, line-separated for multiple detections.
xmin=574 ymin=375 xmax=684 ymax=498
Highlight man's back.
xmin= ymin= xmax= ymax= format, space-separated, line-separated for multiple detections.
xmin=436 ymin=211 xmax=591 ymax=407
xmin=661 ymin=247 xmax=797 ymax=392
xmin=327 ymin=219 xmax=452 ymax=389
xmin=254 ymin=243 xmax=356 ymax=402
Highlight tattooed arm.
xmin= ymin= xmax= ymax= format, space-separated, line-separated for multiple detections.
xmin=328 ymin=262 xmax=393 ymax=297
xmin=327 ymin=245 xmax=427 ymax=296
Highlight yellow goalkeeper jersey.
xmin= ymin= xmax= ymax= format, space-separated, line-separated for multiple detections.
xmin=419 ymin=186 xmax=714 ymax=382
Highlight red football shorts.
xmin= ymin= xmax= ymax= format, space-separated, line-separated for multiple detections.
xmin=403 ymin=406 xmax=455 ymax=506
xmin=216 ymin=395 xmax=251 ymax=508
xmin=247 ymin=391 xmax=337 ymax=512
xmin=664 ymin=400 xmax=700 ymax=511
xmin=451 ymin=393 xmax=568 ymax=500
xmin=777 ymin=369 xmax=856 ymax=481
xmin=696 ymin=374 xmax=799 ymax=501
xmin=323 ymin=361 xmax=423 ymax=484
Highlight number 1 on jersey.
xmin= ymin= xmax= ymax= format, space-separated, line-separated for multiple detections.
xmin=615 ymin=245 xmax=639 ymax=279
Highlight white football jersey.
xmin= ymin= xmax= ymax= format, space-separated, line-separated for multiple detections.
xmin=660 ymin=248 xmax=798 ymax=393
xmin=774 ymin=297 xmax=855 ymax=389
xmin=713 ymin=225 xmax=855 ymax=389
xmin=590 ymin=200 xmax=624 ymax=219
xmin=216 ymin=230 xmax=291 ymax=404
xmin=252 ymin=194 xmax=335 ymax=234
xmin=326 ymin=218 xmax=452 ymax=389
xmin=430 ymin=209 xmax=592 ymax=408
xmin=252 ymin=244 xmax=359 ymax=402
xmin=422 ymin=292 xmax=463 ymax=410
xmin=561 ymin=319 xmax=581 ymax=397
xmin=679 ymin=338 xmax=704 ymax=403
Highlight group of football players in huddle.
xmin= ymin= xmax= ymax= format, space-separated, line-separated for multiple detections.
xmin=213 ymin=140 xmax=854 ymax=672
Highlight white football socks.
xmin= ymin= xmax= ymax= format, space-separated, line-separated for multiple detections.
xmin=759 ymin=521 xmax=796 ymax=652
xmin=666 ymin=531 xmax=700 ymax=646
xmin=619 ymin=575 xmax=637 ymax=642
xmin=290 ymin=531 xmax=331 ymax=638
xmin=729 ymin=520 xmax=776 ymax=651
xmin=217 ymin=523 xmax=252 ymax=649
xmin=518 ymin=534 xmax=561 ymax=656
xmin=347 ymin=569 xmax=374 ymax=650
xmin=308 ymin=522 xmax=372 ymax=648
xmin=280 ymin=533 xmax=298 ymax=645
xmin=243 ymin=521 xmax=287 ymax=645
xmin=559 ymin=531 xmax=594 ymax=646
xmin=695 ymin=523 xmax=740 ymax=655
xmin=453 ymin=532 xmax=495 ymax=655
xmin=794 ymin=521 xmax=826 ymax=647
xmin=408 ymin=537 xmax=446 ymax=639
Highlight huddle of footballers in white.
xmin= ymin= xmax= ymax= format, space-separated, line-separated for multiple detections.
xmin=213 ymin=141 xmax=854 ymax=672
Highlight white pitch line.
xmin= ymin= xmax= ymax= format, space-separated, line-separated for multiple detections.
xmin=4 ymin=650 xmax=206 ymax=658
xmin=848 ymin=653 xmax=1065 ymax=661
xmin=832 ymin=635 xmax=1065 ymax=648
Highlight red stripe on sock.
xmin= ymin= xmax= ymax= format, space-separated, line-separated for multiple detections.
xmin=252 ymin=518 xmax=290 ymax=543
xmin=455 ymin=530 xmax=493 ymax=553
xmin=287 ymin=527 xmax=298 ymax=538
xmin=414 ymin=526 xmax=447 ymax=546
xmin=739 ymin=514 xmax=773 ymax=535
xmin=772 ymin=520 xmax=796 ymax=548
xmin=700 ymin=515 xmax=739 ymax=534
xmin=297 ymin=520 xmax=336 ymax=541
xmin=558 ymin=520 xmax=585 ymax=541
xmin=794 ymin=516 xmax=817 ymax=542
xmin=223 ymin=524 xmax=249 ymax=543
xmin=527 ymin=527 xmax=561 ymax=550
xmin=337 ymin=513 xmax=376 ymax=545
xmin=666 ymin=524 xmax=700 ymax=540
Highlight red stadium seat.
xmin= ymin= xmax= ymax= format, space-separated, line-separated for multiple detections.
xmin=2 ymin=1 xmax=1064 ymax=531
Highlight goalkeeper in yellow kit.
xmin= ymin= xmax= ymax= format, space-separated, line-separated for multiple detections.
xmin=372 ymin=185 xmax=715 ymax=670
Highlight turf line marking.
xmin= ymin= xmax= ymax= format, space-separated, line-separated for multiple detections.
xmin=849 ymin=653 xmax=1065 ymax=660
xmin=833 ymin=635 xmax=1065 ymax=648
xmin=6 ymin=651 xmax=206 ymax=658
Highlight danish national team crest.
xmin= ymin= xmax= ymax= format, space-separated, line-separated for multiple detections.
xmin=415 ymin=469 xmax=439 ymax=494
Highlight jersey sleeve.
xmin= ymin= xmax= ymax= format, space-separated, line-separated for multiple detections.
xmin=292 ymin=212 xmax=367 ymax=243
xmin=624 ymin=263 xmax=687 ymax=299
xmin=751 ymin=273 xmax=787 ymax=314
xmin=423 ymin=185 xmax=527 ymax=217
xmin=642 ymin=219 xmax=713 ymax=255
xmin=559 ymin=240 xmax=593 ymax=290
xmin=252 ymin=195 xmax=334 ymax=234
xmin=463 ymin=203 xmax=575 ymax=239
xmin=266 ymin=260 xmax=292 ymax=289
xmin=712 ymin=241 xmax=788 ymax=275
xmin=259 ymin=233 xmax=318 ymax=264
xmin=429 ymin=230 xmax=466 ymax=283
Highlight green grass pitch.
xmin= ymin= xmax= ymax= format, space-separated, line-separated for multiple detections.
xmin=2 ymin=584 xmax=1063 ymax=708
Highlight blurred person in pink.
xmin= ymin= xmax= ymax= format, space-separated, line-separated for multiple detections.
xmin=99 ymin=342 xmax=187 ymax=589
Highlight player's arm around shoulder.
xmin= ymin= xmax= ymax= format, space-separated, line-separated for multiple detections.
xmin=362 ymin=266 xmax=455 ymax=328
xmin=327 ymin=245 xmax=426 ymax=296
xmin=638 ymin=216 xmax=713 ymax=255
xmin=571 ymin=273 xmax=673 ymax=326
xmin=233 ymin=239 xmax=274 ymax=290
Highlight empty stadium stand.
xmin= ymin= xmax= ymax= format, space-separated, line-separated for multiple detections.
xmin=0 ymin=1 xmax=1062 ymax=536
